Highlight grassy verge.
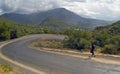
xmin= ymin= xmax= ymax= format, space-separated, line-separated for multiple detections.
xmin=30 ymin=39 xmax=64 ymax=49
xmin=30 ymin=39 xmax=88 ymax=53
xmin=0 ymin=64 xmax=22 ymax=74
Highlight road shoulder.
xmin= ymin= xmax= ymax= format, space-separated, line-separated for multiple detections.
xmin=30 ymin=47 xmax=120 ymax=65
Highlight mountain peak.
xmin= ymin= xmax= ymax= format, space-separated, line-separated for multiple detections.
xmin=1 ymin=8 xmax=110 ymax=29
xmin=54 ymin=8 xmax=67 ymax=11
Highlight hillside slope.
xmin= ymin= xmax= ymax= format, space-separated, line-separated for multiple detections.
xmin=1 ymin=8 xmax=110 ymax=29
xmin=95 ymin=21 xmax=120 ymax=35
xmin=40 ymin=17 xmax=78 ymax=31
xmin=0 ymin=17 xmax=43 ymax=38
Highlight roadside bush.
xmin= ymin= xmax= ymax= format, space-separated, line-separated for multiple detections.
xmin=63 ymin=30 xmax=92 ymax=50
xmin=0 ymin=64 xmax=13 ymax=72
xmin=0 ymin=23 xmax=10 ymax=41
xmin=93 ymin=31 xmax=110 ymax=47
xmin=101 ymin=44 xmax=118 ymax=54
xmin=78 ymin=38 xmax=91 ymax=49
xmin=108 ymin=35 xmax=120 ymax=47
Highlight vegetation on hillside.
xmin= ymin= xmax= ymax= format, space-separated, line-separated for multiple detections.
xmin=63 ymin=29 xmax=92 ymax=51
xmin=0 ymin=23 xmax=43 ymax=41
xmin=39 ymin=17 xmax=78 ymax=33
xmin=63 ymin=21 xmax=120 ymax=54
xmin=94 ymin=21 xmax=120 ymax=54
xmin=0 ymin=17 xmax=77 ymax=41
xmin=0 ymin=17 xmax=52 ymax=41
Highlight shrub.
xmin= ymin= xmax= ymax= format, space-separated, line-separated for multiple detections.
xmin=63 ymin=30 xmax=92 ymax=50
xmin=78 ymin=38 xmax=91 ymax=49
xmin=93 ymin=31 xmax=110 ymax=47
xmin=0 ymin=64 xmax=13 ymax=72
xmin=102 ymin=44 xmax=118 ymax=54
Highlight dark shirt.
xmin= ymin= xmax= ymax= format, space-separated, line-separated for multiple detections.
xmin=91 ymin=43 xmax=95 ymax=52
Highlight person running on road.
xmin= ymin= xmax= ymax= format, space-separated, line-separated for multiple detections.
xmin=90 ymin=42 xmax=95 ymax=57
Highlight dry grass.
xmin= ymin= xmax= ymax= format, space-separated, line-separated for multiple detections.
xmin=0 ymin=64 xmax=22 ymax=74
xmin=31 ymin=39 xmax=64 ymax=49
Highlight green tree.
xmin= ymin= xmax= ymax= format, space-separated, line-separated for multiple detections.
xmin=64 ymin=30 xmax=92 ymax=50
xmin=43 ymin=27 xmax=50 ymax=33
xmin=93 ymin=31 xmax=110 ymax=47
xmin=102 ymin=44 xmax=118 ymax=54
xmin=0 ymin=23 xmax=10 ymax=41
xmin=10 ymin=29 xmax=18 ymax=39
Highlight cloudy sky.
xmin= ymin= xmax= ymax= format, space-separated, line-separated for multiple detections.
xmin=0 ymin=0 xmax=120 ymax=20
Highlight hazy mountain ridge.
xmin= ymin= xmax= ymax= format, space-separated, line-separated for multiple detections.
xmin=1 ymin=8 xmax=111 ymax=29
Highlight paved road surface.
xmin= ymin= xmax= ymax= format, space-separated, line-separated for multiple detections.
xmin=1 ymin=34 xmax=120 ymax=74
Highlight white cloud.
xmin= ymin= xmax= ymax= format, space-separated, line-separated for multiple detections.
xmin=0 ymin=0 xmax=20 ymax=13
xmin=0 ymin=0 xmax=120 ymax=20
xmin=0 ymin=0 xmax=60 ymax=14
xmin=60 ymin=0 xmax=120 ymax=20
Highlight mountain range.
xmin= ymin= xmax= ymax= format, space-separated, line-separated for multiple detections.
xmin=1 ymin=8 xmax=111 ymax=29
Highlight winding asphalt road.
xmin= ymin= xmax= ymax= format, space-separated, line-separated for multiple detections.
xmin=1 ymin=34 xmax=120 ymax=74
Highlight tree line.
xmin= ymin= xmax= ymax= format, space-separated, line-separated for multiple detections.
xmin=0 ymin=22 xmax=52 ymax=41
xmin=63 ymin=21 xmax=120 ymax=54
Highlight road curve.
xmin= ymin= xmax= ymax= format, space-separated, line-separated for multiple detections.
xmin=1 ymin=34 xmax=120 ymax=74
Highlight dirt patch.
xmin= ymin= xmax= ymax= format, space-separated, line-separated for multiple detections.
xmin=30 ymin=39 xmax=64 ymax=49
